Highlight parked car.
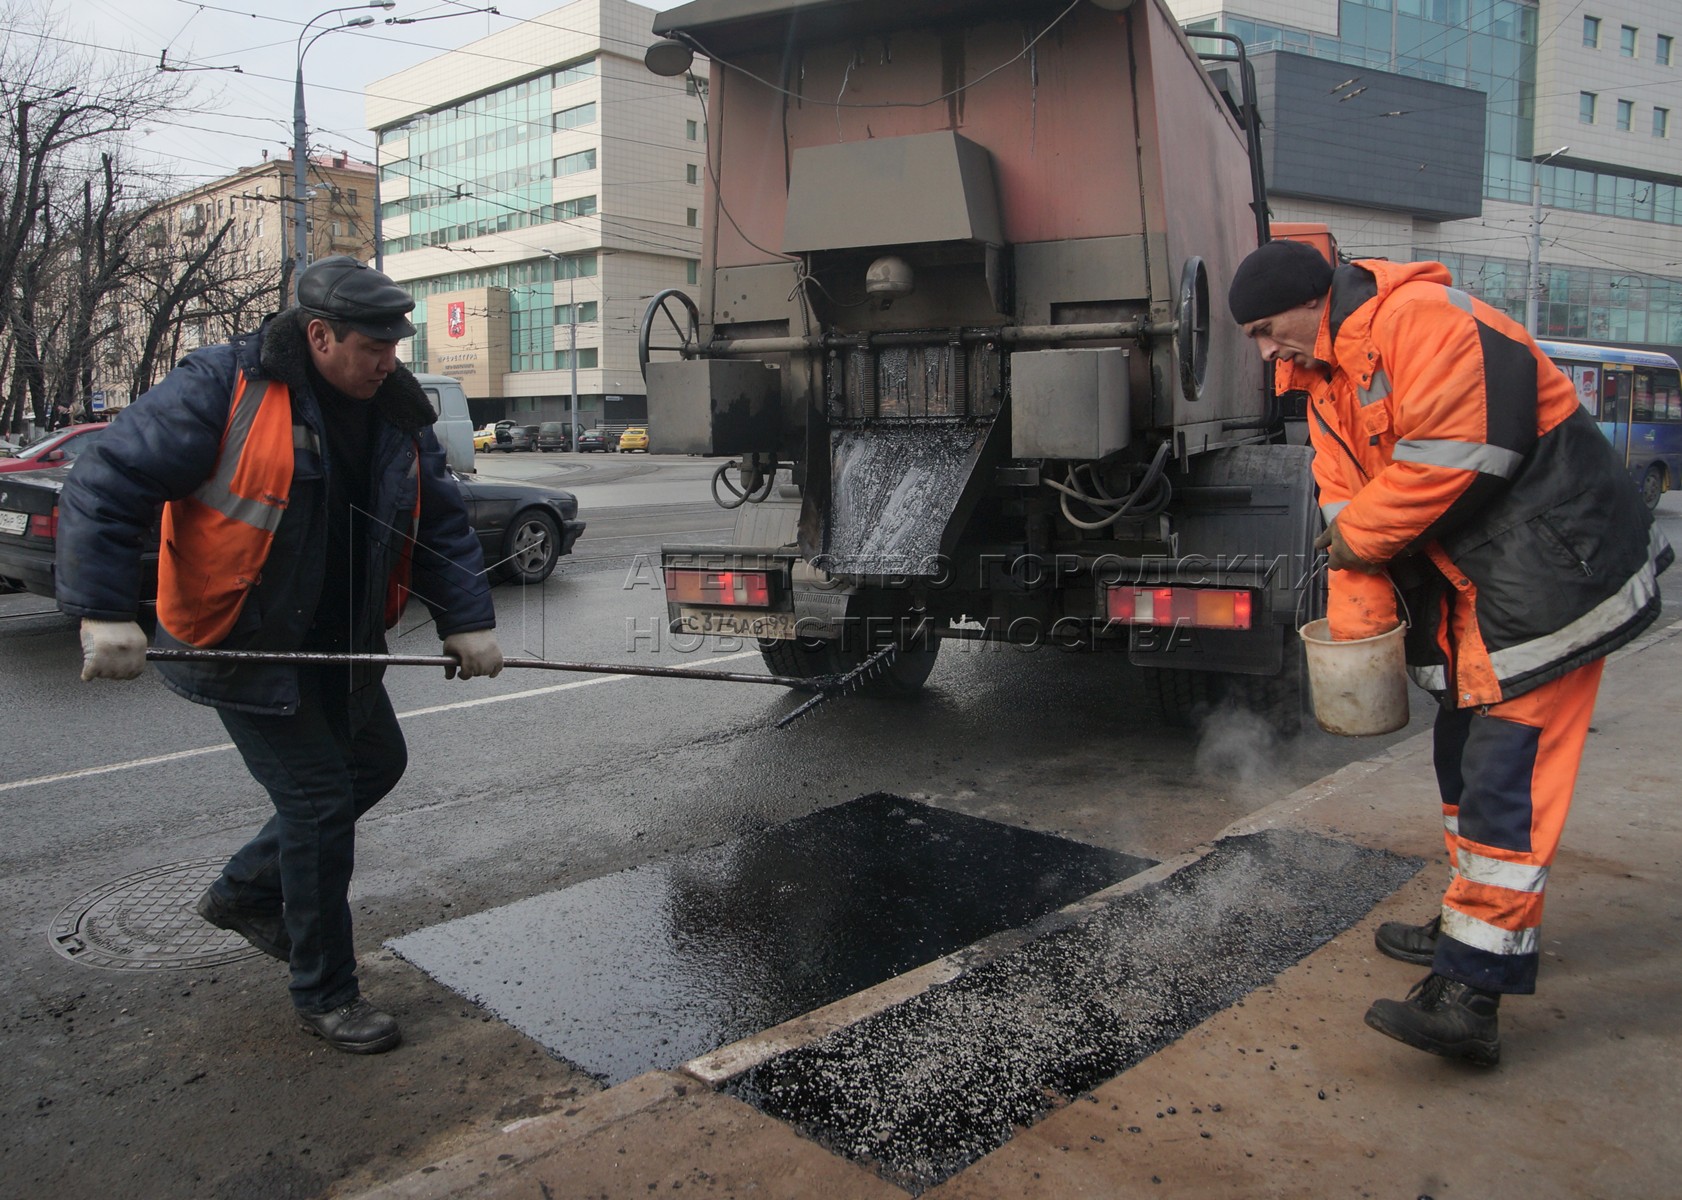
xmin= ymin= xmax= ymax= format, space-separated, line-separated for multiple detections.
xmin=617 ymin=426 xmax=649 ymax=453
xmin=493 ymin=421 xmax=538 ymax=452
xmin=454 ymin=469 xmax=585 ymax=583
xmin=0 ymin=465 xmax=585 ymax=605
xmin=413 ymin=374 xmax=475 ymax=472
xmin=473 ymin=424 xmax=498 ymax=452
xmin=0 ymin=424 xmax=106 ymax=474
xmin=537 ymin=422 xmax=572 ymax=452
xmin=576 ymin=428 xmax=611 ymax=453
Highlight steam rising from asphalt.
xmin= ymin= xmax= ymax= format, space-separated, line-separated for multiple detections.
xmin=1193 ymin=702 xmax=1289 ymax=799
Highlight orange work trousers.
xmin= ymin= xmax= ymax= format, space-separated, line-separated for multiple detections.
xmin=1431 ymin=657 xmax=1605 ymax=993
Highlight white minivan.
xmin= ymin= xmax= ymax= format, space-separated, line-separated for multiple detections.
xmin=413 ymin=373 xmax=475 ymax=472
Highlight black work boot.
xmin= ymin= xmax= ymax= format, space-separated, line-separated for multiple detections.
xmin=1364 ymin=973 xmax=1500 ymax=1066
xmin=196 ymin=887 xmax=291 ymax=962
xmin=1374 ymin=913 xmax=1440 ymax=965
xmin=298 ymin=997 xmax=401 ymax=1055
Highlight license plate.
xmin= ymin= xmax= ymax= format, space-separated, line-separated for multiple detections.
xmin=676 ymin=607 xmax=797 ymax=639
xmin=0 ymin=511 xmax=27 ymax=536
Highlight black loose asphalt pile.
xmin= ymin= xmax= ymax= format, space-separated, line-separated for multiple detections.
xmin=389 ymin=793 xmax=1153 ymax=1085
xmin=726 ymin=828 xmax=1422 ymax=1192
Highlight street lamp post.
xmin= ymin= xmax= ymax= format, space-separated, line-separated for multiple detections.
xmin=1526 ymin=145 xmax=1569 ymax=335
xmin=293 ymin=4 xmax=395 ymax=302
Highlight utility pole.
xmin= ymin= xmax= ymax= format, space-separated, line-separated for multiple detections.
xmin=569 ymin=274 xmax=579 ymax=449
xmin=1527 ymin=146 xmax=1569 ymax=335
xmin=543 ymin=249 xmax=581 ymax=447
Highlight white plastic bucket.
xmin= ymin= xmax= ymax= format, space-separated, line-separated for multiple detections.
xmin=1298 ymin=618 xmax=1410 ymax=737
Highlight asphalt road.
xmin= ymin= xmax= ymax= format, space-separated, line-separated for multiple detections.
xmin=1 ymin=457 xmax=1677 ymax=1199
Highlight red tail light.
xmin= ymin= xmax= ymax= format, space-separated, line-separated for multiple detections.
xmin=663 ymin=567 xmax=773 ymax=607
xmin=1105 ymin=585 xmax=1253 ymax=630
xmin=28 ymin=507 xmax=57 ymax=539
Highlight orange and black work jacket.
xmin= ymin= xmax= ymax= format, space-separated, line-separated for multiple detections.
xmin=1283 ymin=259 xmax=1671 ymax=708
xmin=55 ymin=313 xmax=495 ymax=716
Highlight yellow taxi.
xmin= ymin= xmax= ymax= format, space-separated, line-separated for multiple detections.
xmin=473 ymin=424 xmax=498 ymax=451
xmin=617 ymin=426 xmax=650 ymax=453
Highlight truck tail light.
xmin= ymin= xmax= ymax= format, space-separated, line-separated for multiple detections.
xmin=1105 ymin=585 xmax=1253 ymax=630
xmin=29 ymin=508 xmax=57 ymax=540
xmin=663 ymin=567 xmax=773 ymax=608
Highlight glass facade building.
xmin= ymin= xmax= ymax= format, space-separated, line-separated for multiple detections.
xmin=1179 ymin=0 xmax=1682 ymax=344
xmin=367 ymin=0 xmax=702 ymax=423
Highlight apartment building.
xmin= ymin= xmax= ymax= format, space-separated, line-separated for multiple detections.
xmin=1166 ymin=0 xmax=1682 ymax=349
xmin=88 ymin=153 xmax=376 ymax=413
xmin=366 ymin=0 xmax=703 ymax=427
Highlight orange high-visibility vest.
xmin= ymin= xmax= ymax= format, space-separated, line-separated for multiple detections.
xmin=384 ymin=450 xmax=421 ymax=628
xmin=157 ymin=372 xmax=294 ymax=647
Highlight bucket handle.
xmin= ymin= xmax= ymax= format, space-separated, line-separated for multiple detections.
xmin=1303 ymin=548 xmax=1414 ymax=633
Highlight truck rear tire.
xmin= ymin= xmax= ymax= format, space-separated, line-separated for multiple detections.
xmin=758 ymin=601 xmax=940 ymax=697
xmin=1221 ymin=652 xmax=1305 ymax=737
xmin=1151 ymin=643 xmax=1305 ymax=736
xmin=1151 ymin=667 xmax=1215 ymax=729
xmin=759 ymin=633 xmax=939 ymax=697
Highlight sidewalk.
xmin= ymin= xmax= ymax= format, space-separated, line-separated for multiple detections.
xmin=355 ymin=621 xmax=1682 ymax=1200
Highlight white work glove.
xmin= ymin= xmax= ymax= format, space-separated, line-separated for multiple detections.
xmin=79 ymin=619 xmax=148 ymax=682
xmin=441 ymin=629 xmax=503 ymax=680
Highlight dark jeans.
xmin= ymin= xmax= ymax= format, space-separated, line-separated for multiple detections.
xmin=213 ymin=667 xmax=407 ymax=1012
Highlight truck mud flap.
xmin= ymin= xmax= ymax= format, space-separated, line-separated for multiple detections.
xmin=823 ymin=424 xmax=991 ymax=576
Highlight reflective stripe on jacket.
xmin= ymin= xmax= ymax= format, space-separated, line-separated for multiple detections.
xmin=55 ymin=312 xmax=495 ymax=715
xmin=156 ymin=372 xmax=293 ymax=647
xmin=383 ymin=445 xmax=421 ymax=628
xmin=1287 ymin=259 xmax=1671 ymax=706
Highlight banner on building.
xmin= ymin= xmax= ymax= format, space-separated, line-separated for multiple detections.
xmin=426 ymin=287 xmax=511 ymax=398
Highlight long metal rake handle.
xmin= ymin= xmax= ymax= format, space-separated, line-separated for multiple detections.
xmin=146 ymin=647 xmax=823 ymax=689
xmin=142 ymin=644 xmax=899 ymax=727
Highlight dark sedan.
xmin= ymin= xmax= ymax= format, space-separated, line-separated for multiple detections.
xmin=575 ymin=428 xmax=612 ymax=452
xmin=0 ymin=466 xmax=584 ymax=606
xmin=491 ymin=421 xmax=538 ymax=452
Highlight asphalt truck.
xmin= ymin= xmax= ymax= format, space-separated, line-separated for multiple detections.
xmin=637 ymin=0 xmax=1324 ymax=724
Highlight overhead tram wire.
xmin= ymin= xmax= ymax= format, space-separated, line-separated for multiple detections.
xmin=6 ymin=24 xmax=707 ymax=178
xmin=40 ymin=11 xmax=1680 ymax=281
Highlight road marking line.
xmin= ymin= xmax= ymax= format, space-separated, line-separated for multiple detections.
xmin=0 ymin=650 xmax=763 ymax=794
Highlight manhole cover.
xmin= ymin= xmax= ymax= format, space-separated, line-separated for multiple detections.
xmin=49 ymin=858 xmax=262 ymax=971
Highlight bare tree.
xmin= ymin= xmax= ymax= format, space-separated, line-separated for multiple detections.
xmin=0 ymin=1 xmax=190 ymax=433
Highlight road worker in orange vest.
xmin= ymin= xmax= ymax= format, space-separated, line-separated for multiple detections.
xmin=57 ymin=256 xmax=504 ymax=1055
xmin=1229 ymin=238 xmax=1670 ymax=1065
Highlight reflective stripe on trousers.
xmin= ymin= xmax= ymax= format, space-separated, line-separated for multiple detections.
xmin=1430 ymin=657 xmax=1605 ymax=993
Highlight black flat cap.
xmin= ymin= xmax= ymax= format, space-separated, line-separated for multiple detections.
xmin=297 ymin=255 xmax=416 ymax=341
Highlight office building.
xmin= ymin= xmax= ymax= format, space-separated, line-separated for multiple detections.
xmin=366 ymin=0 xmax=703 ymax=428
xmin=1167 ymin=0 xmax=1682 ymax=348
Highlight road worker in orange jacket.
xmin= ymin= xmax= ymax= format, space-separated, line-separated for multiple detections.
xmin=58 ymin=257 xmax=506 ymax=1056
xmin=1228 ymin=239 xmax=1671 ymax=1066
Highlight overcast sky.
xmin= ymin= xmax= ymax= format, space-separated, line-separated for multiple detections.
xmin=51 ymin=0 xmax=684 ymax=186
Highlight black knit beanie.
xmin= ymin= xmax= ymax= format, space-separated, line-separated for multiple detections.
xmin=1227 ymin=239 xmax=1334 ymax=324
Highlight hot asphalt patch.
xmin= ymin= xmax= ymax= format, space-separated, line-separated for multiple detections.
xmin=389 ymin=793 xmax=1152 ymax=1084
xmin=726 ymin=828 xmax=1422 ymax=1192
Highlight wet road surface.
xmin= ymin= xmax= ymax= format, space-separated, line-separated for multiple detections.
xmin=0 ymin=468 xmax=1675 ymax=1198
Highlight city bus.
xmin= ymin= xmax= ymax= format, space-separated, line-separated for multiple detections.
xmin=1538 ymin=340 xmax=1682 ymax=510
